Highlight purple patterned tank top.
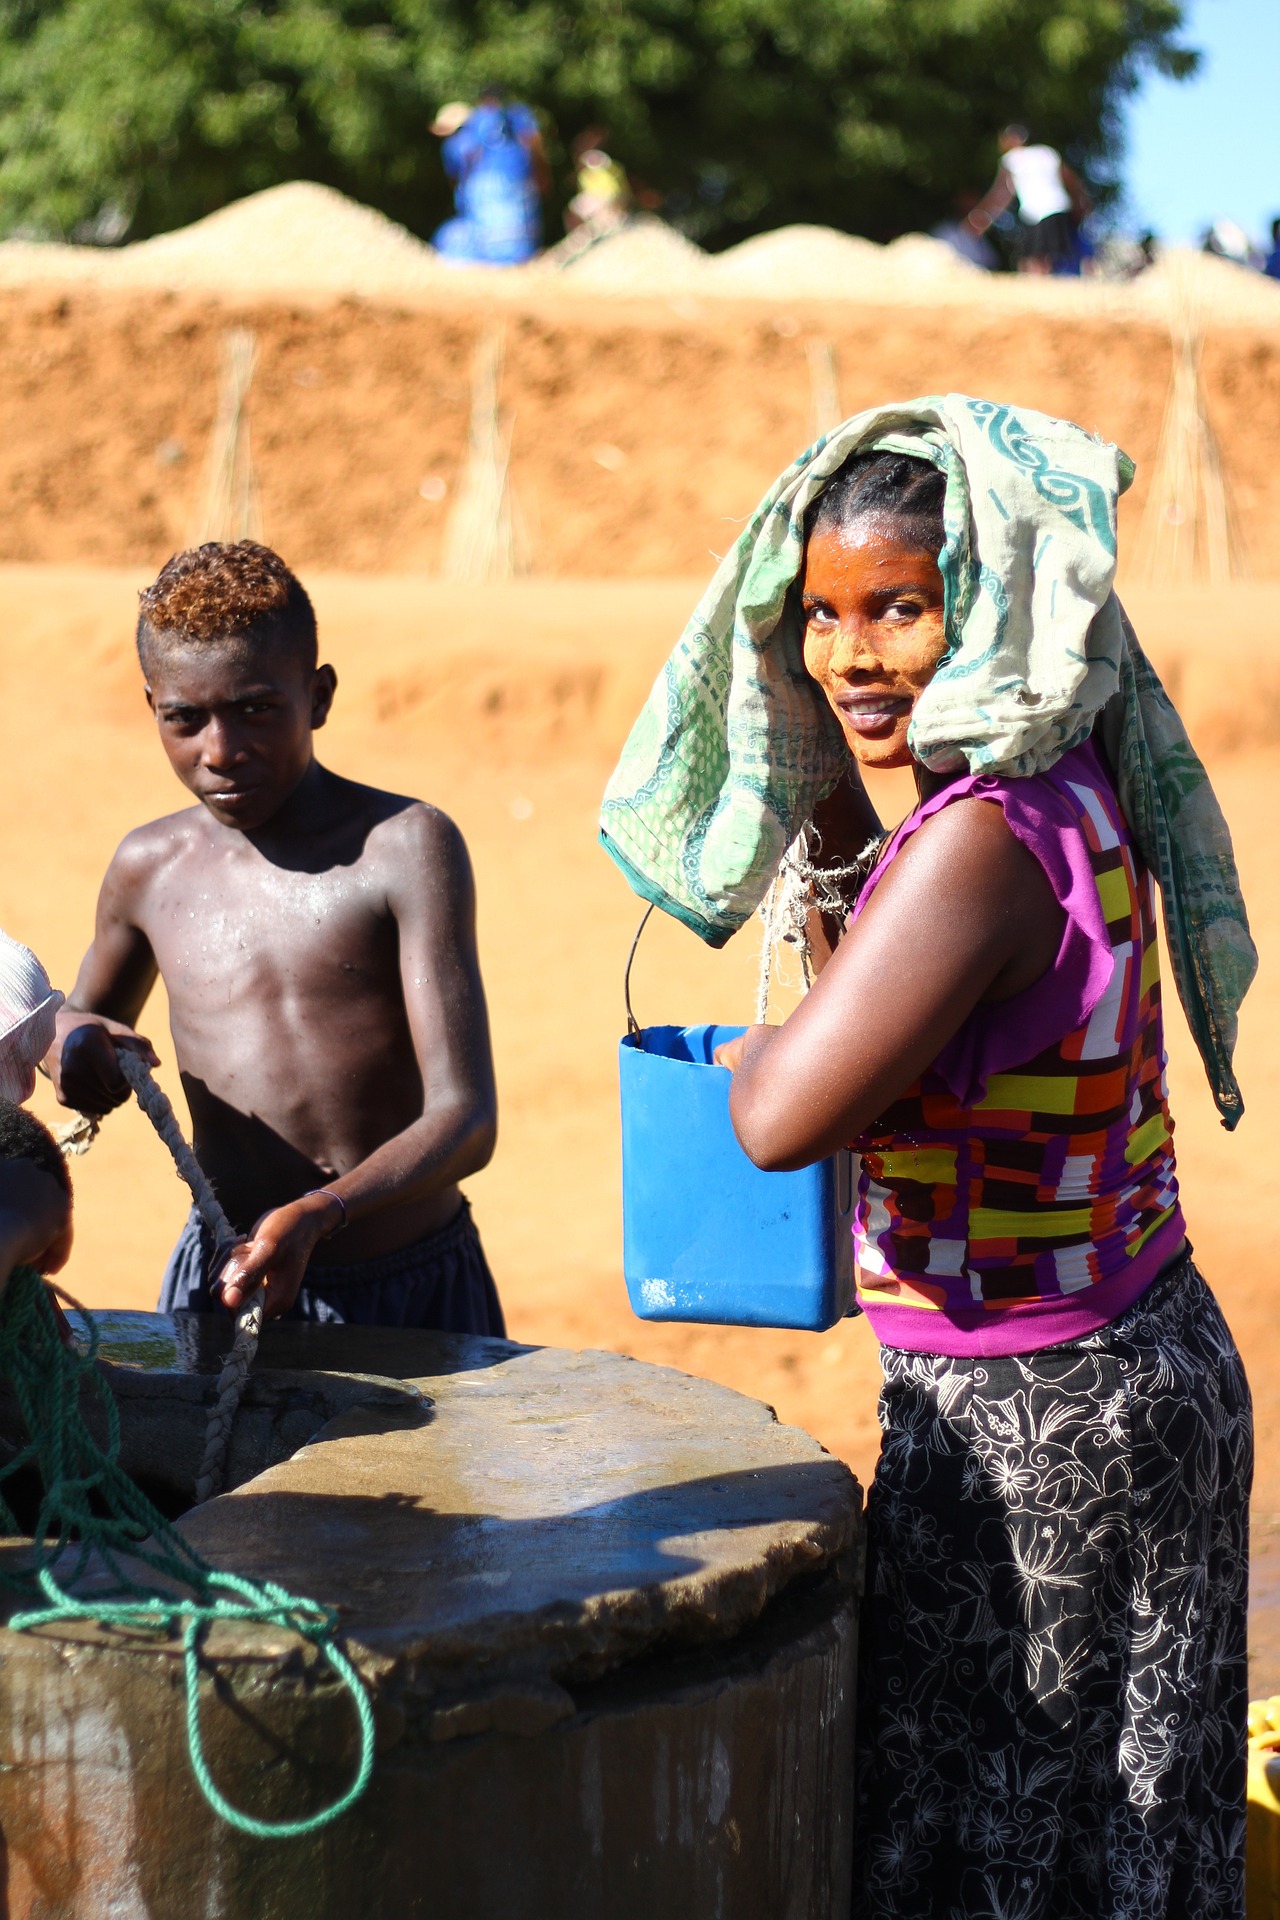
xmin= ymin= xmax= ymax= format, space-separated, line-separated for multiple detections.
xmin=849 ymin=738 xmax=1185 ymax=1357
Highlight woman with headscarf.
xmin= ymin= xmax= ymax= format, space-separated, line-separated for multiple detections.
xmin=600 ymin=397 xmax=1257 ymax=1917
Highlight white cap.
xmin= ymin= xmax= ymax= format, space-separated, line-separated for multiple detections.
xmin=0 ymin=929 xmax=64 ymax=1104
xmin=430 ymin=101 xmax=473 ymax=137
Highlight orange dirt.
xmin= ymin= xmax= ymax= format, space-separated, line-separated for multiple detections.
xmin=2 ymin=285 xmax=1279 ymax=576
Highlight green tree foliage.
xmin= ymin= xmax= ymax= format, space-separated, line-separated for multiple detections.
xmin=0 ymin=0 xmax=1196 ymax=246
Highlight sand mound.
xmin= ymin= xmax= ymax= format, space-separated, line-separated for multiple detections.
xmin=0 ymin=181 xmax=449 ymax=298
xmin=1136 ymin=246 xmax=1280 ymax=325
xmin=885 ymin=231 xmax=981 ymax=277
xmin=553 ymin=215 xmax=707 ymax=291
xmin=1 ymin=179 xmax=1278 ymax=328
xmin=709 ymin=224 xmax=977 ymax=298
xmin=711 ymin=224 xmax=881 ymax=295
xmin=126 ymin=181 xmax=443 ymax=291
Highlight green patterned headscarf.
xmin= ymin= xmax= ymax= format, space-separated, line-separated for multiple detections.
xmin=600 ymin=394 xmax=1256 ymax=1127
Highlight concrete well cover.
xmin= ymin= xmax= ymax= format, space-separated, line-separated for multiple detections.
xmin=0 ymin=1317 xmax=864 ymax=1916
xmin=54 ymin=1316 xmax=862 ymax=1724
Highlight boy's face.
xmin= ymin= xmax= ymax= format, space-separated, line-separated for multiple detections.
xmin=144 ymin=638 xmax=336 ymax=833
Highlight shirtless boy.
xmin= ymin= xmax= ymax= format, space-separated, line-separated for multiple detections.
xmin=48 ymin=542 xmax=502 ymax=1331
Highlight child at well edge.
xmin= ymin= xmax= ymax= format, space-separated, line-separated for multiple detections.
xmin=49 ymin=541 xmax=503 ymax=1333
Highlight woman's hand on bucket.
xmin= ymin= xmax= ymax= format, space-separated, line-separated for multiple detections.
xmin=714 ymin=1027 xmax=771 ymax=1074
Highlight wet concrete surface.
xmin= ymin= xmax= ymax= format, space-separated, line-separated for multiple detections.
xmin=180 ymin=1325 xmax=860 ymax=1700
xmin=41 ymin=1315 xmax=861 ymax=1696
xmin=0 ymin=1315 xmax=863 ymax=1918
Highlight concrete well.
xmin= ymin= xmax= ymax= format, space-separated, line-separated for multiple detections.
xmin=0 ymin=1316 xmax=863 ymax=1920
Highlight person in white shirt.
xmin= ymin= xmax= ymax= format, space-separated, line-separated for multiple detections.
xmin=966 ymin=125 xmax=1091 ymax=274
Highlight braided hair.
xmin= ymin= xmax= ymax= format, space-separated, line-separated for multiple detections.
xmin=807 ymin=450 xmax=945 ymax=557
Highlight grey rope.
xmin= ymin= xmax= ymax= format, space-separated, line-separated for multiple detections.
xmin=116 ymin=1052 xmax=235 ymax=1245
xmin=755 ymin=823 xmax=885 ymax=1023
xmin=108 ymin=1054 xmax=261 ymax=1504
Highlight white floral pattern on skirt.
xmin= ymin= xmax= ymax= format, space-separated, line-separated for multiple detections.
xmin=853 ymin=1253 xmax=1252 ymax=1920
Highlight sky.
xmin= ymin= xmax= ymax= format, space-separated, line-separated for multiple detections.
xmin=1121 ymin=0 xmax=1280 ymax=244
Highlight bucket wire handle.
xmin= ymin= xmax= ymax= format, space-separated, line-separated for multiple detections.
xmin=624 ymin=903 xmax=656 ymax=1044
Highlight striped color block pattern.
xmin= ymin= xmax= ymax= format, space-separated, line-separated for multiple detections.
xmin=854 ymin=767 xmax=1181 ymax=1337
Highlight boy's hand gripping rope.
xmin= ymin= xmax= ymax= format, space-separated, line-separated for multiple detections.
xmin=111 ymin=1050 xmax=263 ymax=1504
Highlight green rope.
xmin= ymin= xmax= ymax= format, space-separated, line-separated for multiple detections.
xmin=0 ymin=1265 xmax=375 ymax=1839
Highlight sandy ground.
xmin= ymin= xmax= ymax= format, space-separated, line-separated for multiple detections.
xmin=4 ymin=564 xmax=1279 ymax=1675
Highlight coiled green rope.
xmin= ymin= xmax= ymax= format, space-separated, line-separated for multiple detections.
xmin=0 ymin=1264 xmax=375 ymax=1839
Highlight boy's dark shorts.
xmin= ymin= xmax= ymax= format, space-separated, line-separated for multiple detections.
xmin=159 ymin=1198 xmax=505 ymax=1336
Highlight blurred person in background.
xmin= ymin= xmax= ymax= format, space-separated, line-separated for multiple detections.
xmin=1263 ymin=218 xmax=1280 ymax=279
xmin=431 ymin=92 xmax=549 ymax=267
xmin=565 ymin=126 xmax=632 ymax=235
xmin=933 ymin=189 xmax=998 ymax=270
xmin=1201 ymin=218 xmax=1261 ymax=269
xmin=1100 ymin=229 xmax=1159 ymax=281
xmin=966 ymin=125 xmax=1091 ymax=275
xmin=554 ymin=125 xmax=665 ymax=264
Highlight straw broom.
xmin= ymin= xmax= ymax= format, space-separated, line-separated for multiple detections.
xmin=805 ymin=338 xmax=842 ymax=442
xmin=191 ymin=328 xmax=262 ymax=546
xmin=1134 ymin=265 xmax=1245 ymax=586
xmin=442 ymin=325 xmax=533 ymax=581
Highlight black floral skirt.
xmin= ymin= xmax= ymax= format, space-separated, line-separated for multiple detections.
xmin=853 ymin=1252 xmax=1253 ymax=1920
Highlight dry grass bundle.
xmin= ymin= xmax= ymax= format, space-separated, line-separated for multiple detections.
xmin=442 ymin=325 xmax=533 ymax=581
xmin=191 ymin=327 xmax=262 ymax=546
xmin=805 ymin=338 xmax=842 ymax=442
xmin=1135 ymin=276 xmax=1245 ymax=585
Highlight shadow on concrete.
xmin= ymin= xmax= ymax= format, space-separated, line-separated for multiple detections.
xmin=179 ymin=1456 xmax=857 ymax=1651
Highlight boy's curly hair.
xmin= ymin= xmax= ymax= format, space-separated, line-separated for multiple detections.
xmin=137 ymin=541 xmax=317 ymax=669
xmin=0 ymin=1099 xmax=71 ymax=1197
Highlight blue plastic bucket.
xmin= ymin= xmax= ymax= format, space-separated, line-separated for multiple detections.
xmin=619 ymin=1023 xmax=856 ymax=1331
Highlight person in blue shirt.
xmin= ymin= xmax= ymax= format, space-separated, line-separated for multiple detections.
xmin=1266 ymin=218 xmax=1280 ymax=281
xmin=431 ymin=93 xmax=549 ymax=267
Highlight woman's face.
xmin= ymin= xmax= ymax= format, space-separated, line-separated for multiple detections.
xmin=801 ymin=516 xmax=947 ymax=770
